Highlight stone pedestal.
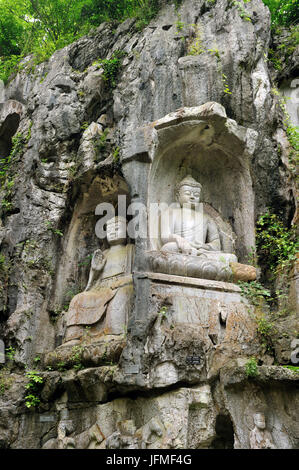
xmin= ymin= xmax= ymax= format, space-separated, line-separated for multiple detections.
xmin=127 ymin=272 xmax=261 ymax=386
xmin=147 ymin=251 xmax=256 ymax=282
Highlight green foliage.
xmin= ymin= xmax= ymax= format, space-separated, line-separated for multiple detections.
xmin=0 ymin=5 xmax=26 ymax=56
xmin=62 ymin=285 xmax=81 ymax=311
xmin=285 ymin=25 xmax=299 ymax=57
xmin=78 ymin=254 xmax=93 ymax=267
xmin=0 ymin=0 xmax=297 ymax=85
xmin=0 ymin=253 xmax=6 ymax=269
xmin=271 ymin=86 xmax=299 ymax=174
xmin=0 ymin=368 xmax=14 ymax=395
xmin=221 ymin=73 xmax=232 ymax=95
xmin=0 ymin=54 xmax=24 ymax=83
xmin=112 ymin=146 xmax=120 ymax=161
xmin=45 ymin=221 xmax=63 ymax=237
xmin=282 ymin=365 xmax=299 ymax=373
xmin=133 ymin=0 xmax=162 ymax=30
xmin=185 ymin=25 xmax=232 ymax=95
xmin=24 ymin=370 xmax=44 ymax=408
xmin=57 ymin=361 xmax=66 ymax=371
xmin=286 ymin=123 xmax=299 ymax=170
xmin=188 ymin=26 xmax=204 ymax=55
xmin=0 ymin=132 xmax=25 ymax=218
xmin=0 ymin=1 xmax=173 ymax=84
xmin=245 ymin=357 xmax=259 ymax=377
xmin=25 ymin=370 xmax=44 ymax=386
xmin=1 ymin=178 xmax=14 ymax=216
xmin=0 ymin=132 xmax=24 ymax=183
xmin=158 ymin=306 xmax=168 ymax=317
xmin=208 ymin=48 xmax=220 ymax=59
xmin=0 ymin=253 xmax=11 ymax=312
xmin=0 ymin=0 xmax=83 ymax=81
xmin=262 ymin=0 xmax=299 ymax=26
xmin=0 ymin=253 xmax=11 ymax=290
xmin=268 ymin=26 xmax=299 ymax=81
xmin=230 ymin=0 xmax=252 ymax=22
xmin=70 ymin=345 xmax=85 ymax=370
xmin=24 ymin=394 xmax=41 ymax=408
xmin=94 ymin=50 xmax=126 ymax=88
xmin=256 ymin=315 xmax=273 ymax=336
xmin=256 ymin=212 xmax=298 ymax=275
xmin=80 ymin=121 xmax=89 ymax=131
xmin=93 ymin=128 xmax=111 ymax=162
xmin=239 ymin=279 xmax=278 ymax=351
xmin=286 ymin=123 xmax=299 ymax=153
xmin=82 ymin=0 xmax=161 ymax=29
xmin=238 ymin=280 xmax=272 ymax=307
xmin=94 ymin=128 xmax=109 ymax=151
xmin=175 ymin=19 xmax=185 ymax=32
xmin=268 ymin=48 xmax=283 ymax=70
xmin=5 ymin=346 xmax=16 ymax=361
xmin=256 ymin=314 xmax=275 ymax=352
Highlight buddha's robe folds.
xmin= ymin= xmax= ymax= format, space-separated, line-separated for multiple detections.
xmin=160 ymin=206 xmax=237 ymax=263
xmin=65 ymin=244 xmax=134 ymax=342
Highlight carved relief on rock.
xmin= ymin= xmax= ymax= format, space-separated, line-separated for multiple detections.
xmin=249 ymin=413 xmax=275 ymax=449
xmin=147 ymin=175 xmax=256 ymax=283
xmin=64 ymin=216 xmax=134 ymax=344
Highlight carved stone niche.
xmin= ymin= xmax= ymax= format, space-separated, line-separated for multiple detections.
xmin=45 ymin=174 xmax=135 ymax=368
xmin=118 ymin=103 xmax=261 ymax=377
xmin=122 ymin=102 xmax=257 ymax=280
xmin=0 ymin=100 xmax=24 ymax=158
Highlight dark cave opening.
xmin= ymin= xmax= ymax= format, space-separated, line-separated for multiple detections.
xmin=210 ymin=414 xmax=235 ymax=449
xmin=0 ymin=113 xmax=21 ymax=160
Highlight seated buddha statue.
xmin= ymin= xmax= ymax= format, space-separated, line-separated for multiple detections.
xmin=160 ymin=175 xmax=237 ymax=264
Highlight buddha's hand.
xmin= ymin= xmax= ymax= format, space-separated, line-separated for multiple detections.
xmin=91 ymin=249 xmax=106 ymax=271
xmin=196 ymin=249 xmax=209 ymax=257
xmin=196 ymin=246 xmax=213 ymax=255
xmin=175 ymin=235 xmax=197 ymax=255
xmin=192 ymin=241 xmax=205 ymax=249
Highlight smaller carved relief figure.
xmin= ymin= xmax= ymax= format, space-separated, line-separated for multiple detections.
xmin=64 ymin=216 xmax=134 ymax=343
xmin=106 ymin=420 xmax=140 ymax=449
xmin=139 ymin=417 xmax=164 ymax=449
xmin=249 ymin=413 xmax=275 ymax=449
xmin=57 ymin=420 xmax=76 ymax=449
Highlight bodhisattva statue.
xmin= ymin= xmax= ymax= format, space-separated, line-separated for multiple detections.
xmin=64 ymin=216 xmax=134 ymax=343
xmin=160 ymin=175 xmax=237 ymax=263
xmin=249 ymin=413 xmax=275 ymax=449
xmin=85 ymin=216 xmax=132 ymax=290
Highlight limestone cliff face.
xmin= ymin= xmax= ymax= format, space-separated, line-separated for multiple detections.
xmin=0 ymin=0 xmax=298 ymax=449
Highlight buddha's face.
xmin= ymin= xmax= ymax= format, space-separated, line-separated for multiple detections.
xmin=254 ymin=413 xmax=266 ymax=430
xmin=177 ymin=185 xmax=201 ymax=207
xmin=106 ymin=219 xmax=127 ymax=245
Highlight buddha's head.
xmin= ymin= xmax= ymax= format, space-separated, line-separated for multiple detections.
xmin=253 ymin=413 xmax=266 ymax=430
xmin=106 ymin=216 xmax=127 ymax=246
xmin=175 ymin=175 xmax=202 ymax=208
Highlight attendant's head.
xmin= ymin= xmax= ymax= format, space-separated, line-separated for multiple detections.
xmin=253 ymin=413 xmax=266 ymax=430
xmin=106 ymin=216 xmax=127 ymax=246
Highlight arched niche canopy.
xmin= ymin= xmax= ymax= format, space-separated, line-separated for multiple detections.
xmin=52 ymin=172 xmax=131 ymax=308
xmin=0 ymin=100 xmax=24 ymax=158
xmin=122 ymin=102 xmax=258 ymax=262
